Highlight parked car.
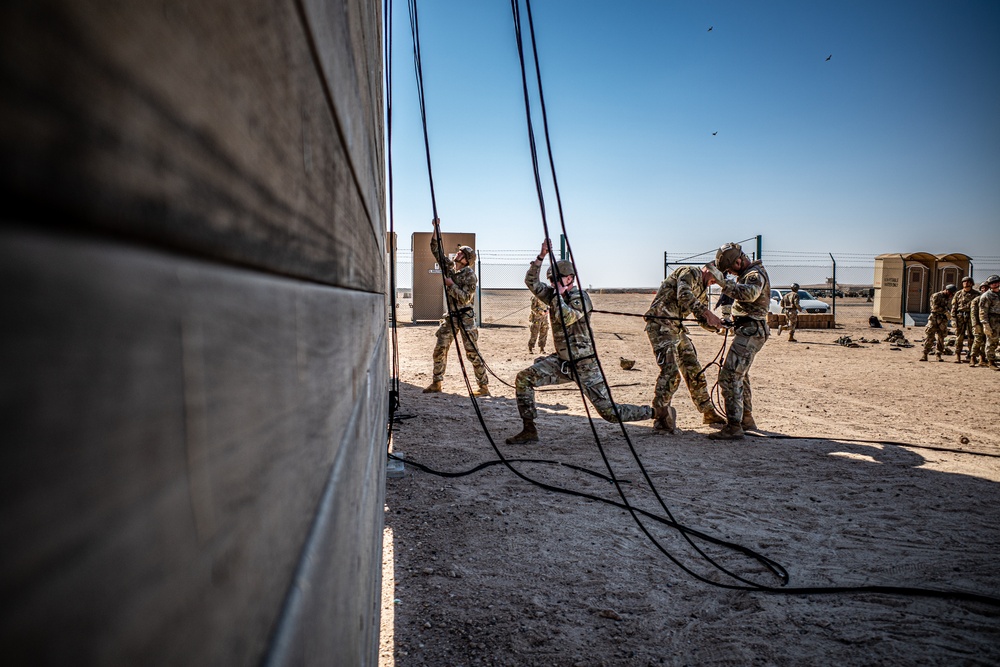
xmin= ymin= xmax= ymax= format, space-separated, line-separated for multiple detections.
xmin=769 ymin=288 xmax=830 ymax=315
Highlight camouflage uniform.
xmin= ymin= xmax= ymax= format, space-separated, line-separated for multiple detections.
xmin=513 ymin=260 xmax=652 ymax=423
xmin=951 ymin=286 xmax=978 ymax=361
xmin=429 ymin=237 xmax=488 ymax=387
xmin=921 ymin=290 xmax=953 ymax=359
xmin=527 ymin=295 xmax=549 ymax=352
xmin=968 ymin=290 xmax=986 ymax=366
xmin=779 ymin=290 xmax=802 ymax=339
xmin=981 ymin=287 xmax=1000 ymax=366
xmin=644 ymin=266 xmax=714 ymax=416
xmin=717 ymin=261 xmax=771 ymax=427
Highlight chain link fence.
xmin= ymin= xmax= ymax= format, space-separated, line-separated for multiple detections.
xmin=393 ymin=248 xmax=1000 ymax=328
xmin=391 ymin=249 xmax=538 ymax=326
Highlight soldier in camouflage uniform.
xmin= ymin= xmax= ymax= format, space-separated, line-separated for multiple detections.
xmin=951 ymin=276 xmax=978 ymax=363
xmin=423 ymin=219 xmax=489 ymax=396
xmin=527 ymin=294 xmax=549 ymax=353
xmin=505 ymin=242 xmax=653 ymax=444
xmin=707 ymin=243 xmax=771 ymax=441
xmin=919 ymin=284 xmax=956 ymax=362
xmin=644 ymin=263 xmax=726 ymax=433
xmin=968 ymin=281 xmax=989 ymax=367
xmin=777 ymin=283 xmax=803 ymax=342
xmin=981 ymin=274 xmax=1000 ymax=369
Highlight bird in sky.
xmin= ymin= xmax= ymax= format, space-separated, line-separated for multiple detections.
xmin=826 ymin=54 xmax=832 ymax=61
xmin=707 ymin=26 xmax=713 ymax=32
xmin=712 ymin=131 xmax=718 ymax=136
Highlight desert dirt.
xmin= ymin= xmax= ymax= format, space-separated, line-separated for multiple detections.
xmin=380 ymin=293 xmax=1000 ymax=667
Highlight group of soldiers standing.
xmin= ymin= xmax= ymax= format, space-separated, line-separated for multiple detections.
xmin=920 ymin=274 xmax=1000 ymax=368
xmin=421 ymin=221 xmax=770 ymax=443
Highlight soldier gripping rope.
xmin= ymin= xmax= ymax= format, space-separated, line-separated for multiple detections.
xmin=644 ymin=263 xmax=726 ymax=433
xmin=980 ymin=274 xmax=1000 ymax=369
xmin=422 ymin=219 xmax=490 ymax=397
xmin=527 ymin=294 xmax=549 ymax=353
xmin=951 ymin=276 xmax=977 ymax=363
xmin=707 ymin=242 xmax=771 ymax=441
xmin=968 ymin=280 xmax=990 ymax=367
xmin=919 ymin=284 xmax=956 ymax=362
xmin=777 ymin=283 xmax=803 ymax=342
xmin=505 ymin=242 xmax=654 ymax=444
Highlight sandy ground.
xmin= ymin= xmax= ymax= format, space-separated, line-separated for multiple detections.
xmin=380 ymin=293 xmax=1000 ymax=667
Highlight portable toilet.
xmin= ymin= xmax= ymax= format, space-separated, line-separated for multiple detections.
xmin=411 ymin=231 xmax=477 ymax=323
xmin=874 ymin=252 xmax=971 ymax=324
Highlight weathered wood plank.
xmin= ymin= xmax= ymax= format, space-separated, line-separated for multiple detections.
xmin=0 ymin=0 xmax=385 ymax=292
xmin=0 ymin=229 xmax=388 ymax=664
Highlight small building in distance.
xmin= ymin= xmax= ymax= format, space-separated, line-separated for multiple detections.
xmin=874 ymin=252 xmax=972 ymax=324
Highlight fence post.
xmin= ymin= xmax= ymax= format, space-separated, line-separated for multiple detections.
xmin=664 ymin=251 xmax=668 ymax=280
xmin=476 ymin=252 xmax=482 ymax=327
xmin=756 ymin=235 xmax=762 ymax=261
xmin=559 ymin=234 xmax=567 ymax=261
xmin=830 ymin=253 xmax=837 ymax=324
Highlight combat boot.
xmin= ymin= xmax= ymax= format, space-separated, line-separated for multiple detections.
xmin=788 ymin=335 xmax=797 ymax=342
xmin=936 ymin=353 xmax=943 ymax=362
xmin=473 ymin=384 xmax=490 ymax=397
xmin=505 ymin=418 xmax=538 ymax=444
xmin=919 ymin=352 xmax=928 ymax=362
xmin=422 ymin=380 xmax=442 ymax=393
xmin=528 ymin=345 xmax=534 ymax=353
xmin=741 ymin=412 xmax=758 ymax=431
xmin=708 ymin=423 xmax=745 ymax=441
xmin=702 ymin=409 xmax=726 ymax=425
xmin=652 ymin=405 xmax=676 ymax=433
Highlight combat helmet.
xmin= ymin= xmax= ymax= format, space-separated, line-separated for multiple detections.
xmin=791 ymin=283 xmax=800 ymax=291
xmin=551 ymin=259 xmax=576 ymax=278
xmin=987 ymin=274 xmax=1000 ymax=285
xmin=945 ymin=283 xmax=957 ymax=293
xmin=714 ymin=243 xmax=745 ymax=273
xmin=962 ymin=275 xmax=974 ymax=285
xmin=457 ymin=246 xmax=476 ymax=263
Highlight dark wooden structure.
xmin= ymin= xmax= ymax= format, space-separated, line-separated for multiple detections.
xmin=1 ymin=0 xmax=387 ymax=664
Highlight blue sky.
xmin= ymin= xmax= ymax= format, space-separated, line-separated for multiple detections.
xmin=387 ymin=1 xmax=1000 ymax=287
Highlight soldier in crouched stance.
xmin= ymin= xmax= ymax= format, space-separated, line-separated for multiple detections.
xmin=505 ymin=242 xmax=653 ymax=444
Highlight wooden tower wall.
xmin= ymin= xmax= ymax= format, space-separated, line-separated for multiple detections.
xmin=0 ymin=0 xmax=387 ymax=664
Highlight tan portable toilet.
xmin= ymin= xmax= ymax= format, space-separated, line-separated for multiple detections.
xmin=874 ymin=252 xmax=971 ymax=324
xmin=411 ymin=231 xmax=477 ymax=323
xmin=935 ymin=253 xmax=971 ymax=292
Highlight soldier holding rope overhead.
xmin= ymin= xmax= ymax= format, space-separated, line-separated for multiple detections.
xmin=708 ymin=242 xmax=772 ymax=441
xmin=505 ymin=241 xmax=654 ymax=444
xmin=422 ymin=218 xmax=490 ymax=397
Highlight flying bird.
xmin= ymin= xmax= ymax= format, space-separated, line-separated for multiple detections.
xmin=712 ymin=131 xmax=718 ymax=136
xmin=707 ymin=26 xmax=713 ymax=32
xmin=826 ymin=54 xmax=832 ymax=61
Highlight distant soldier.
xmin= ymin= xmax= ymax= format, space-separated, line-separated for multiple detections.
xmin=707 ymin=242 xmax=771 ymax=441
xmin=919 ymin=284 xmax=956 ymax=362
xmin=644 ymin=263 xmax=725 ymax=433
xmin=951 ymin=276 xmax=977 ymax=363
xmin=777 ymin=283 xmax=803 ymax=342
xmin=423 ymin=219 xmax=489 ymax=396
xmin=505 ymin=242 xmax=653 ymax=444
xmin=968 ymin=281 xmax=989 ymax=367
xmin=980 ymin=274 xmax=1000 ymax=369
xmin=527 ymin=294 xmax=549 ymax=353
